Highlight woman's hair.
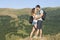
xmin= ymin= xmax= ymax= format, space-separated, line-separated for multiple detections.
xmin=31 ymin=8 xmax=35 ymax=15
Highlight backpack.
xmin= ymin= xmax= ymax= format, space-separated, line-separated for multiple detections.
xmin=42 ymin=10 xmax=47 ymax=20
xmin=29 ymin=16 xmax=33 ymax=24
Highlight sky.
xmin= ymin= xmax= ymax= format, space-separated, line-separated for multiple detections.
xmin=0 ymin=0 xmax=60 ymax=9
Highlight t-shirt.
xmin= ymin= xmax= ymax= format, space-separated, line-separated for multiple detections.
xmin=36 ymin=10 xmax=43 ymax=21
xmin=33 ymin=15 xmax=37 ymax=22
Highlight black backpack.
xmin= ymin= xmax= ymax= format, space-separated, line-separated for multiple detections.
xmin=29 ymin=16 xmax=33 ymax=24
xmin=42 ymin=10 xmax=47 ymax=20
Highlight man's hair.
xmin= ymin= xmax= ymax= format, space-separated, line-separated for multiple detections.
xmin=36 ymin=5 xmax=40 ymax=8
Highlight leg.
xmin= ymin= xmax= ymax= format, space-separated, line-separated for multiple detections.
xmin=38 ymin=21 xmax=43 ymax=39
xmin=34 ymin=20 xmax=40 ymax=37
xmin=34 ymin=24 xmax=37 ymax=28
xmin=35 ymin=29 xmax=39 ymax=36
xmin=37 ymin=20 xmax=43 ymax=38
xmin=30 ymin=26 xmax=35 ymax=38
xmin=34 ymin=24 xmax=37 ymax=35
xmin=39 ymin=29 xmax=42 ymax=38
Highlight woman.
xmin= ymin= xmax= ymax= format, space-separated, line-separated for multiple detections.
xmin=30 ymin=8 xmax=37 ymax=40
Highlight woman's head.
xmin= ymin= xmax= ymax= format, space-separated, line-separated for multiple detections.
xmin=31 ymin=8 xmax=35 ymax=13
xmin=31 ymin=8 xmax=35 ymax=15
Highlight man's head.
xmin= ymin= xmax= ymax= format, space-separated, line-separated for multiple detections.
xmin=36 ymin=5 xmax=40 ymax=11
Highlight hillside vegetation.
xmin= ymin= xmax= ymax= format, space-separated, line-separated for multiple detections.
xmin=0 ymin=7 xmax=60 ymax=40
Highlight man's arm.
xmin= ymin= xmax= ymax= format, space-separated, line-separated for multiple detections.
xmin=36 ymin=13 xmax=43 ymax=19
xmin=36 ymin=10 xmax=43 ymax=19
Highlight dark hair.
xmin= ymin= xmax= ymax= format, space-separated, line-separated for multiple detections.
xmin=31 ymin=8 xmax=35 ymax=13
xmin=36 ymin=5 xmax=40 ymax=8
xmin=31 ymin=8 xmax=35 ymax=15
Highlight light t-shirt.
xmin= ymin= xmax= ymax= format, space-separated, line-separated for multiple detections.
xmin=36 ymin=10 xmax=43 ymax=21
xmin=33 ymin=15 xmax=37 ymax=22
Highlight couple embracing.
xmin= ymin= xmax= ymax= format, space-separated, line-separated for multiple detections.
xmin=29 ymin=5 xmax=44 ymax=40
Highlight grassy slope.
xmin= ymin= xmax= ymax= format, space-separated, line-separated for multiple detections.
xmin=0 ymin=7 xmax=60 ymax=40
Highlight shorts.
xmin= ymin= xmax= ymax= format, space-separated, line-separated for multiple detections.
xmin=37 ymin=20 xmax=43 ymax=29
xmin=32 ymin=20 xmax=37 ymax=25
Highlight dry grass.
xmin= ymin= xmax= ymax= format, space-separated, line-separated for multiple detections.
xmin=23 ymin=34 xmax=60 ymax=40
xmin=6 ymin=33 xmax=58 ymax=40
xmin=19 ymin=33 xmax=60 ymax=40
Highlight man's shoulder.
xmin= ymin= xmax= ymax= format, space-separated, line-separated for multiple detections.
xmin=40 ymin=9 xmax=43 ymax=13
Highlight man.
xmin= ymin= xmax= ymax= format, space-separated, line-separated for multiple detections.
xmin=34 ymin=5 xmax=44 ymax=39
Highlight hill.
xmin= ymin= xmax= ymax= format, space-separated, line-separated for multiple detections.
xmin=0 ymin=7 xmax=60 ymax=40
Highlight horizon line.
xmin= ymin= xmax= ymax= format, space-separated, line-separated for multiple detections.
xmin=0 ymin=6 xmax=60 ymax=9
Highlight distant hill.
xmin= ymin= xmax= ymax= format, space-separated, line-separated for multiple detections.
xmin=0 ymin=7 xmax=60 ymax=15
xmin=0 ymin=8 xmax=31 ymax=16
xmin=0 ymin=7 xmax=60 ymax=19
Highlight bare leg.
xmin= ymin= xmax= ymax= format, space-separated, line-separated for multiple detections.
xmin=33 ymin=24 xmax=37 ymax=35
xmin=30 ymin=26 xmax=35 ymax=38
xmin=35 ymin=29 xmax=39 ymax=36
xmin=34 ymin=24 xmax=37 ymax=28
xmin=39 ymin=29 xmax=42 ymax=38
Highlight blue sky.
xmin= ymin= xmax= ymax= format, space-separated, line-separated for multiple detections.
xmin=0 ymin=0 xmax=60 ymax=9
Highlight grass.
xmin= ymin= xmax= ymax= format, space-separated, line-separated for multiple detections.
xmin=6 ymin=33 xmax=60 ymax=40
